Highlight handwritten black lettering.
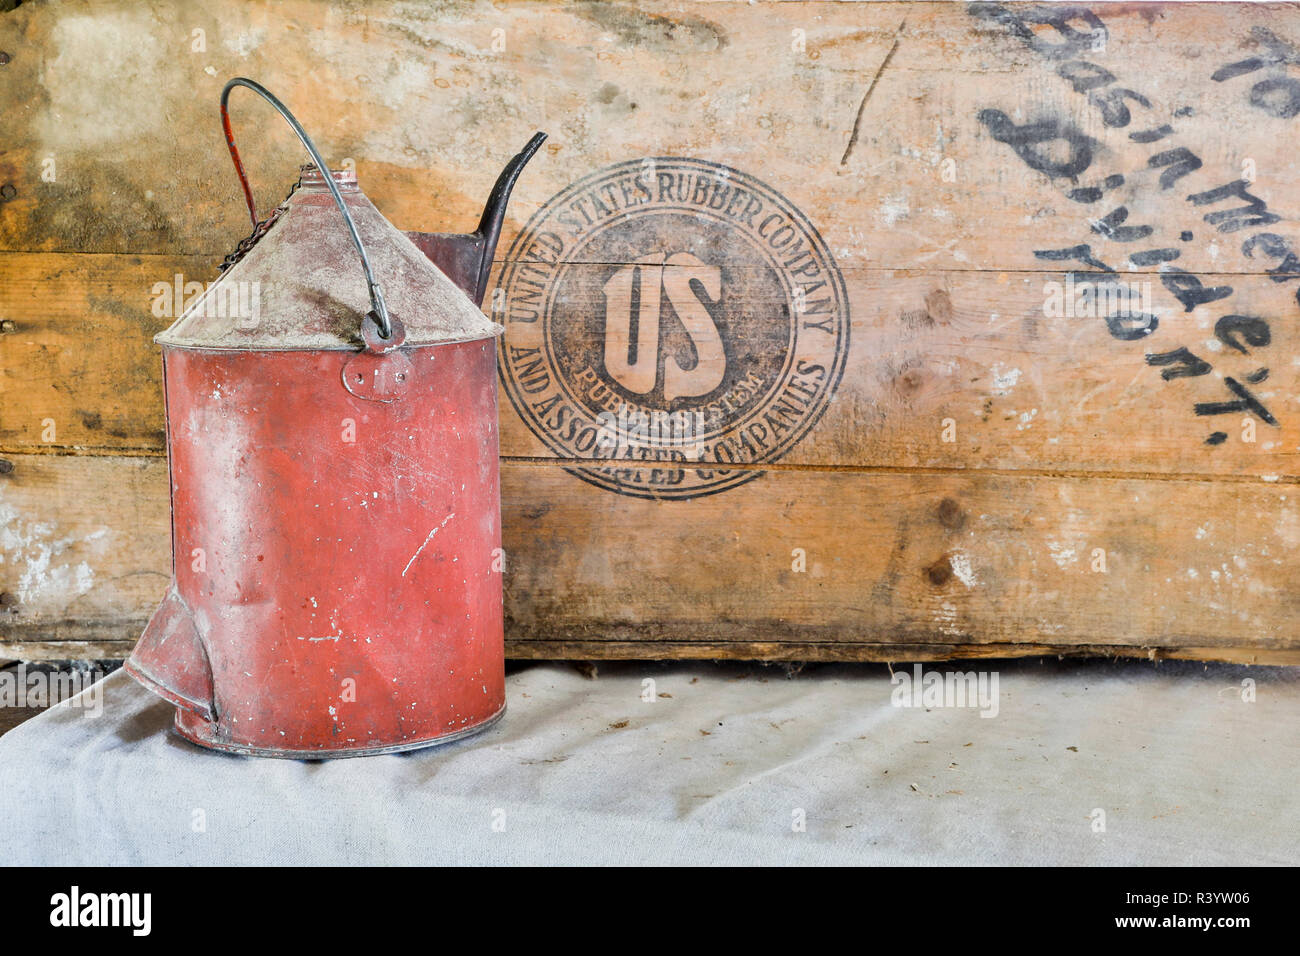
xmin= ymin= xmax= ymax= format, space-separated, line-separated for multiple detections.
xmin=978 ymin=110 xmax=1097 ymax=180
xmin=1148 ymin=148 xmax=1203 ymax=190
xmin=1145 ymin=347 xmax=1212 ymax=380
xmin=1214 ymin=315 xmax=1271 ymax=355
xmin=1188 ymin=180 xmax=1281 ymax=233
xmin=969 ymin=4 xmax=1107 ymax=61
xmin=1194 ymin=377 xmax=1278 ymax=426
xmin=1159 ymin=268 xmax=1234 ymax=312
xmin=1091 ymin=206 xmax=1154 ymax=242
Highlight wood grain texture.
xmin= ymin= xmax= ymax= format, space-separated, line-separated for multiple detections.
xmin=0 ymin=0 xmax=1296 ymax=275
xmin=4 ymin=254 xmax=1297 ymax=481
xmin=2 ymin=455 xmax=1296 ymax=661
xmin=3 ymin=1 xmax=1300 ymax=661
xmin=0 ymin=454 xmax=171 ymax=627
xmin=502 ymin=641 xmax=1300 ymax=666
xmin=0 ymin=640 xmax=136 ymax=662
xmin=0 ymin=253 xmax=201 ymax=452
xmin=6 ymin=637 xmax=1300 ymax=666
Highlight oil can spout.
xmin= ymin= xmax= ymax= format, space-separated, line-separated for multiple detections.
xmin=473 ymin=131 xmax=547 ymax=302
xmin=407 ymin=131 xmax=547 ymax=307
xmin=124 ymin=589 xmax=217 ymax=722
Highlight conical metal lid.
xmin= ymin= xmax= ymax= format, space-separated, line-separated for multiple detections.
xmin=156 ymin=167 xmax=501 ymax=351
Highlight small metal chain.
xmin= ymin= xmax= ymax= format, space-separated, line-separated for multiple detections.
xmin=217 ymin=180 xmax=299 ymax=273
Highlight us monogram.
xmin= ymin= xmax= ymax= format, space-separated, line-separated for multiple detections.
xmin=496 ymin=157 xmax=849 ymax=500
xmin=602 ymin=252 xmax=725 ymax=402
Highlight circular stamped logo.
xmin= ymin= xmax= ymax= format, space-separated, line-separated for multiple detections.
xmin=496 ymin=157 xmax=849 ymax=499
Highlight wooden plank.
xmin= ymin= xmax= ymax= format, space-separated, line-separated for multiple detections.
xmin=0 ymin=454 xmax=170 ymax=626
xmin=5 ymin=634 xmax=1300 ymax=666
xmin=5 ymin=1 xmax=1300 ymax=662
xmin=0 ymin=253 xmax=203 ymax=453
xmin=2 ymin=454 xmax=1296 ymax=659
xmin=0 ymin=640 xmax=137 ymax=663
xmin=504 ymin=640 xmax=1300 ymax=667
xmin=494 ymin=262 xmax=1300 ymax=481
xmin=500 ymin=462 xmax=1300 ymax=651
xmin=0 ymin=0 xmax=1298 ymax=278
xmin=4 ymin=253 xmax=1297 ymax=482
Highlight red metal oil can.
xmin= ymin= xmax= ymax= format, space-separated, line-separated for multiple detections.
xmin=125 ymin=79 xmax=543 ymax=757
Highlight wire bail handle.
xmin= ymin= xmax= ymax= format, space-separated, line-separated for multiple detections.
xmin=219 ymin=77 xmax=393 ymax=341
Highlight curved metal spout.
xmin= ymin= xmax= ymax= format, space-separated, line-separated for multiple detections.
xmin=473 ymin=132 xmax=547 ymax=303
xmin=408 ymin=132 xmax=547 ymax=307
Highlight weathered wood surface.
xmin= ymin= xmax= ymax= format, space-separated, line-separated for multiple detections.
xmin=0 ymin=253 xmax=193 ymax=452
xmin=5 ymin=254 xmax=1299 ymax=477
xmin=8 ymin=638 xmax=1300 ymax=666
xmin=0 ymin=0 xmax=1296 ymax=273
xmin=3 ymin=0 xmax=1300 ymax=661
xmin=2 ymin=454 xmax=1298 ymax=661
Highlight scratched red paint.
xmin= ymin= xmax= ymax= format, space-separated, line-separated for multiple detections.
xmin=126 ymin=139 xmax=542 ymax=756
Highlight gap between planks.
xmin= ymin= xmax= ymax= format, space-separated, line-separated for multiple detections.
xmin=7 ymin=448 xmax=1294 ymax=488
xmin=0 ymin=250 xmax=1296 ymax=280
xmin=3 ymin=638 xmax=1299 ymax=668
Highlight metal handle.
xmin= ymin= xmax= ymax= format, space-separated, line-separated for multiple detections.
xmin=220 ymin=77 xmax=393 ymax=340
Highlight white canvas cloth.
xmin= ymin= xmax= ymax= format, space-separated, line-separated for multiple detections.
xmin=0 ymin=659 xmax=1295 ymax=865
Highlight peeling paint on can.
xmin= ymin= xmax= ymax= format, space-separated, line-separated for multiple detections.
xmin=125 ymin=116 xmax=544 ymax=757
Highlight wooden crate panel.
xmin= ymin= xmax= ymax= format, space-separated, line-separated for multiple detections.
xmin=2 ymin=455 xmax=1296 ymax=662
xmin=3 ymin=254 xmax=1296 ymax=483
xmin=2 ymin=1 xmax=1299 ymax=661
xmin=0 ymin=0 xmax=1293 ymax=277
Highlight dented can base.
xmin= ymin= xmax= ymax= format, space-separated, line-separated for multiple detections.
xmin=171 ymin=704 xmax=507 ymax=759
xmin=128 ymin=340 xmax=506 ymax=758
